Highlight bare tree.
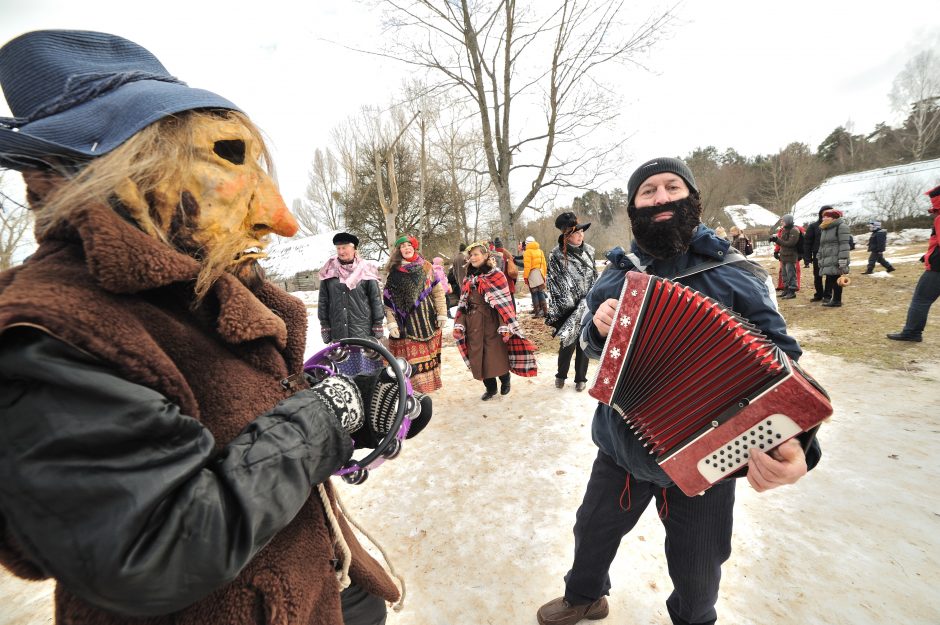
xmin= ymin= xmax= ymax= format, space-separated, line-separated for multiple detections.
xmin=374 ymin=109 xmax=421 ymax=248
xmin=890 ymin=49 xmax=940 ymax=161
xmin=0 ymin=173 xmax=34 ymax=271
xmin=869 ymin=176 xmax=924 ymax=229
xmin=300 ymin=148 xmax=345 ymax=234
xmin=377 ymin=0 xmax=675 ymax=252
xmin=757 ymin=143 xmax=825 ymax=215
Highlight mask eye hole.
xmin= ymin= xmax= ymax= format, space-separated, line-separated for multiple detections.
xmin=214 ymin=139 xmax=246 ymax=165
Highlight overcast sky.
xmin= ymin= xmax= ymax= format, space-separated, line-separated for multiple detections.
xmin=2 ymin=0 xmax=939 ymax=214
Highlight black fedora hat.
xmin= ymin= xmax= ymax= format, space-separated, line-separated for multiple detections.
xmin=0 ymin=30 xmax=240 ymax=171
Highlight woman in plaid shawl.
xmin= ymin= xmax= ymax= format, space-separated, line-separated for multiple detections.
xmin=453 ymin=242 xmax=538 ymax=400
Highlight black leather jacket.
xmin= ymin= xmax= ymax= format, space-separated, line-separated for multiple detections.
xmin=0 ymin=328 xmax=352 ymax=616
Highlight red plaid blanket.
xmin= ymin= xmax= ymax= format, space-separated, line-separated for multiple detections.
xmin=454 ymin=269 xmax=538 ymax=377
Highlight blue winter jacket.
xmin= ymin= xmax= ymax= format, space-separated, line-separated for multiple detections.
xmin=867 ymin=228 xmax=887 ymax=253
xmin=580 ymin=225 xmax=819 ymax=487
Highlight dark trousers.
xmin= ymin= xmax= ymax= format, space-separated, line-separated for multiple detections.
xmin=564 ymin=451 xmax=735 ymax=625
xmin=780 ymin=261 xmax=797 ymax=292
xmin=341 ymin=582 xmax=387 ymax=625
xmin=483 ymin=372 xmax=511 ymax=393
xmin=557 ymin=340 xmax=589 ymax=383
xmin=902 ymin=270 xmax=940 ymax=336
xmin=811 ymin=259 xmax=823 ymax=298
xmin=823 ymin=275 xmax=843 ymax=303
xmin=866 ymin=252 xmax=894 ymax=272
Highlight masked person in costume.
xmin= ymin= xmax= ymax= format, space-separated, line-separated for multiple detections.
xmin=319 ymin=231 xmax=386 ymax=374
xmin=383 ymin=234 xmax=447 ymax=393
xmin=536 ymin=157 xmax=821 ymax=625
xmin=453 ymin=241 xmax=538 ymax=400
xmin=0 ymin=30 xmax=432 ymax=625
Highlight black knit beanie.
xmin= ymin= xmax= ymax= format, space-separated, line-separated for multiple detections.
xmin=627 ymin=157 xmax=698 ymax=206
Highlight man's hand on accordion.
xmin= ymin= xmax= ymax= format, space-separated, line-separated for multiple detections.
xmin=593 ymin=298 xmax=619 ymax=337
xmin=746 ymin=438 xmax=808 ymax=493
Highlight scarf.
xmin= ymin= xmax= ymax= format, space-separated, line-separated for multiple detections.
xmin=384 ymin=255 xmax=440 ymax=339
xmin=319 ymin=255 xmax=380 ymax=290
xmin=455 ymin=268 xmax=538 ymax=377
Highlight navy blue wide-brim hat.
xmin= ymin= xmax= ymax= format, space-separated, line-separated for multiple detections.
xmin=0 ymin=30 xmax=240 ymax=171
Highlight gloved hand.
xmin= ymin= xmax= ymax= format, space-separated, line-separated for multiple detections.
xmin=350 ymin=372 xmax=432 ymax=448
xmin=773 ymin=251 xmax=780 ymax=260
xmin=837 ymin=259 xmax=850 ymax=274
xmin=920 ymin=255 xmax=925 ymax=264
xmin=388 ymin=323 xmax=400 ymax=339
xmin=372 ymin=325 xmax=385 ymax=340
xmin=321 ymin=327 xmax=332 ymax=344
xmin=768 ymin=235 xmax=778 ymax=243
xmin=803 ymin=260 xmax=810 ymax=268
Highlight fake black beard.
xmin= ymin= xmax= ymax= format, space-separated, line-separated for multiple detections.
xmin=628 ymin=195 xmax=703 ymax=259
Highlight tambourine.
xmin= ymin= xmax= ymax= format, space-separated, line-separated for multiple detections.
xmin=303 ymin=337 xmax=418 ymax=485
xmin=837 ymin=275 xmax=851 ymax=287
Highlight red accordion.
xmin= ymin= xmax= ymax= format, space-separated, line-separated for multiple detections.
xmin=588 ymin=271 xmax=831 ymax=496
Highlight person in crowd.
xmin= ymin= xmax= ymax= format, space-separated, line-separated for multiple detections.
xmin=0 ymin=29 xmax=434 ymax=625
xmin=452 ymin=242 xmax=538 ymax=400
xmin=432 ymin=256 xmax=452 ymax=297
xmin=775 ymin=214 xmax=802 ymax=300
xmin=887 ymin=185 xmax=940 ymax=342
xmin=493 ymin=236 xmax=519 ymax=309
xmin=524 ymin=234 xmax=550 ymax=318
xmin=770 ymin=219 xmax=804 ymax=295
xmin=728 ymin=226 xmax=752 ymax=256
xmin=537 ymin=157 xmax=820 ymax=625
xmin=454 ymin=242 xmax=468 ymax=286
xmin=319 ymin=232 xmax=385 ymax=374
xmin=445 ymin=261 xmax=461 ymax=317
xmin=803 ymin=206 xmax=830 ymax=301
xmin=862 ymin=220 xmax=895 ymax=274
xmin=383 ymin=234 xmax=448 ymax=392
xmin=817 ymin=208 xmax=851 ymax=307
xmin=545 ymin=212 xmax=597 ymax=391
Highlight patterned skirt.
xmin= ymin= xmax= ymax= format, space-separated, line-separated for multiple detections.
xmin=389 ymin=330 xmax=443 ymax=393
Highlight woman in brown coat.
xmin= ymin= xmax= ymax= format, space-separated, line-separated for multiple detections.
xmin=453 ymin=243 xmax=538 ymax=400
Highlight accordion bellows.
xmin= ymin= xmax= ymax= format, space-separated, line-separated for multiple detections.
xmin=589 ymin=271 xmax=831 ymax=496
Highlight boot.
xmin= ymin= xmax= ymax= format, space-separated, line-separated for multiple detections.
xmin=862 ymin=269 xmax=873 ymax=275
xmin=541 ymin=301 xmax=550 ymax=317
xmin=822 ymin=300 xmax=842 ymax=307
xmin=575 ymin=381 xmax=587 ymax=392
xmin=780 ymin=290 xmax=796 ymax=300
xmin=555 ymin=378 xmax=565 ymax=389
xmin=886 ymin=266 xmax=895 ymax=273
xmin=500 ymin=375 xmax=511 ymax=396
xmin=537 ymin=596 xmax=608 ymax=625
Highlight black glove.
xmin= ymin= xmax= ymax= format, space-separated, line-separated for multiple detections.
xmin=920 ymin=255 xmax=926 ymax=264
xmin=350 ymin=372 xmax=432 ymax=449
xmin=773 ymin=251 xmax=780 ymax=260
xmin=803 ymin=261 xmax=810 ymax=268
xmin=768 ymin=235 xmax=778 ymax=243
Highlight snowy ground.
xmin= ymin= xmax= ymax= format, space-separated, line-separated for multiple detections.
xmin=2 ymin=234 xmax=940 ymax=625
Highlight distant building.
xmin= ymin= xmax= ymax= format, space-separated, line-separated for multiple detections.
xmin=791 ymin=158 xmax=940 ymax=226
xmin=721 ymin=203 xmax=780 ymax=242
xmin=260 ymin=231 xmax=339 ymax=292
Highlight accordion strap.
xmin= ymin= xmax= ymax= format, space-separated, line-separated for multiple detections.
xmin=626 ymin=249 xmax=751 ymax=281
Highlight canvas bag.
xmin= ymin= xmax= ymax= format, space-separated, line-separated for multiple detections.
xmin=528 ymin=267 xmax=545 ymax=288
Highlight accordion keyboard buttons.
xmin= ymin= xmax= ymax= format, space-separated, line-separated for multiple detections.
xmin=696 ymin=414 xmax=803 ymax=483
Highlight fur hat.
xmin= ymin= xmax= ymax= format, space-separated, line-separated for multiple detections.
xmin=0 ymin=30 xmax=239 ymax=171
xmin=332 ymin=232 xmax=359 ymax=247
xmin=627 ymin=157 xmax=698 ymax=205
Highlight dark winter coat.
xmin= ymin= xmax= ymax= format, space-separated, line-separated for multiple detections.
xmin=867 ymin=228 xmax=887 ymax=254
xmin=818 ymin=217 xmax=852 ymax=276
xmin=777 ymin=225 xmax=802 ymax=263
xmin=580 ymin=225 xmax=819 ymax=488
xmin=803 ymin=208 xmax=828 ymax=261
xmin=546 ymin=242 xmax=597 ymax=348
xmin=318 ymin=274 xmax=384 ymax=340
xmin=0 ymin=202 xmax=399 ymax=624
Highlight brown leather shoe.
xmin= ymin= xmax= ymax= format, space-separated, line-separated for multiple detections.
xmin=537 ymin=596 xmax=608 ymax=625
